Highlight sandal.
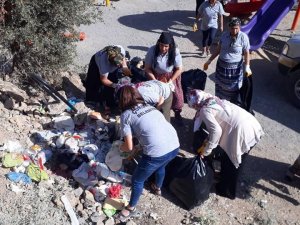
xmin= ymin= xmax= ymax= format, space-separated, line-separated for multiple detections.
xmin=118 ymin=206 xmax=138 ymax=222
xmin=150 ymin=183 xmax=162 ymax=196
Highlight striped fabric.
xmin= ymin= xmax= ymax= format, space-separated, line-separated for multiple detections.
xmin=215 ymin=59 xmax=243 ymax=102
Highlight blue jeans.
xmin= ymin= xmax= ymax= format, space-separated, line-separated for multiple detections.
xmin=129 ymin=148 xmax=179 ymax=207
xmin=202 ymin=27 xmax=218 ymax=48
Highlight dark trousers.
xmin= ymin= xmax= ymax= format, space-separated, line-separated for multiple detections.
xmin=85 ymin=55 xmax=102 ymax=103
xmin=202 ymin=28 xmax=218 ymax=48
xmin=216 ymin=152 xmax=248 ymax=199
xmin=84 ymin=55 xmax=118 ymax=108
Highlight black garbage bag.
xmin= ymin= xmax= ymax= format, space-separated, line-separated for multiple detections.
xmin=168 ymin=156 xmax=214 ymax=210
xmin=181 ymin=69 xmax=207 ymax=102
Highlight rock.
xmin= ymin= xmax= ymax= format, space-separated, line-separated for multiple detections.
xmin=259 ymin=199 xmax=268 ymax=209
xmin=52 ymin=195 xmax=63 ymax=207
xmin=0 ymin=80 xmax=28 ymax=102
xmin=150 ymin=212 xmax=159 ymax=220
xmin=76 ymin=203 xmax=84 ymax=211
xmin=61 ymin=71 xmax=85 ymax=99
xmin=78 ymin=210 xmax=89 ymax=220
xmin=4 ymin=97 xmax=15 ymax=110
xmin=47 ymin=90 xmax=69 ymax=115
xmin=126 ymin=220 xmax=137 ymax=225
xmin=74 ymin=187 xmax=84 ymax=197
xmin=90 ymin=212 xmax=102 ymax=223
xmin=104 ymin=217 xmax=114 ymax=225
xmin=52 ymin=115 xmax=75 ymax=132
xmin=65 ymin=191 xmax=79 ymax=208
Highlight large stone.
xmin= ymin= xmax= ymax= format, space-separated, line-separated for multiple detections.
xmin=4 ymin=97 xmax=15 ymax=110
xmin=61 ymin=71 xmax=85 ymax=99
xmin=0 ymin=80 xmax=28 ymax=102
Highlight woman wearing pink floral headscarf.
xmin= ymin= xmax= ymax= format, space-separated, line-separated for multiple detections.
xmin=187 ymin=89 xmax=264 ymax=199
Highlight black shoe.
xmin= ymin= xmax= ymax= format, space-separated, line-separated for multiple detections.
xmin=174 ymin=113 xmax=184 ymax=126
xmin=215 ymin=184 xmax=236 ymax=200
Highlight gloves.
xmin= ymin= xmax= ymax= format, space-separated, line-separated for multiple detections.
xmin=111 ymin=83 xmax=117 ymax=89
xmin=203 ymin=60 xmax=211 ymax=71
xmin=197 ymin=139 xmax=208 ymax=155
xmin=245 ymin=64 xmax=252 ymax=77
xmin=168 ymin=80 xmax=175 ymax=92
xmin=193 ymin=22 xmax=198 ymax=32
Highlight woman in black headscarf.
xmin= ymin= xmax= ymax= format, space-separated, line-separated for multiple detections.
xmin=144 ymin=31 xmax=184 ymax=124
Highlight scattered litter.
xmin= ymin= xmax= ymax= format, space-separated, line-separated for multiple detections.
xmin=61 ymin=195 xmax=79 ymax=225
xmin=6 ymin=140 xmax=24 ymax=153
xmin=9 ymin=184 xmax=25 ymax=193
xmin=2 ymin=153 xmax=24 ymax=168
xmin=64 ymin=137 xmax=79 ymax=153
xmin=27 ymin=163 xmax=49 ymax=182
xmin=7 ymin=172 xmax=32 ymax=184
xmin=52 ymin=115 xmax=75 ymax=132
xmin=105 ymin=140 xmax=125 ymax=171
xmin=82 ymin=144 xmax=98 ymax=161
xmin=108 ymin=184 xmax=122 ymax=198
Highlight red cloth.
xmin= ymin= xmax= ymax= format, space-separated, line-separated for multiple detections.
xmin=108 ymin=184 xmax=122 ymax=198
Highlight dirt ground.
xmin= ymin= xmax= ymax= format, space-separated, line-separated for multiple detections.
xmin=0 ymin=0 xmax=300 ymax=224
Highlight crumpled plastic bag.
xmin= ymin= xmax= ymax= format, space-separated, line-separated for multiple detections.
xmin=7 ymin=172 xmax=32 ymax=184
xmin=26 ymin=163 xmax=49 ymax=182
xmin=2 ymin=153 xmax=24 ymax=168
xmin=105 ymin=140 xmax=126 ymax=172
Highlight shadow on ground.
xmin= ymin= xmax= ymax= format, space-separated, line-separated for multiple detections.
xmin=241 ymin=155 xmax=300 ymax=206
xmin=118 ymin=10 xmax=200 ymax=50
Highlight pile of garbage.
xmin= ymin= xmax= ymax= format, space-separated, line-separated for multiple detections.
xmin=0 ymin=100 xmax=139 ymax=224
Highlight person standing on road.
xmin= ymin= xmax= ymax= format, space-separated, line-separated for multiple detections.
xmin=118 ymin=85 xmax=179 ymax=220
xmin=84 ymin=45 xmax=131 ymax=116
xmin=145 ymin=31 xmax=184 ymax=125
xmin=195 ymin=0 xmax=225 ymax=57
xmin=203 ymin=17 xmax=252 ymax=103
xmin=187 ymin=89 xmax=263 ymax=199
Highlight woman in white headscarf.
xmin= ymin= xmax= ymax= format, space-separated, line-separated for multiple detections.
xmin=187 ymin=89 xmax=264 ymax=199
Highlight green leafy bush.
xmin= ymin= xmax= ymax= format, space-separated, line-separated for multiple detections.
xmin=0 ymin=0 xmax=101 ymax=83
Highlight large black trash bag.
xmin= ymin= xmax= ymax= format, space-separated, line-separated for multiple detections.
xmin=168 ymin=156 xmax=214 ymax=210
xmin=181 ymin=69 xmax=207 ymax=102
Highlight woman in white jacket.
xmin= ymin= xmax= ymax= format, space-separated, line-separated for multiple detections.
xmin=187 ymin=89 xmax=264 ymax=199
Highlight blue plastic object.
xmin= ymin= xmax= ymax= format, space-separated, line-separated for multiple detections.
xmin=7 ymin=172 xmax=32 ymax=184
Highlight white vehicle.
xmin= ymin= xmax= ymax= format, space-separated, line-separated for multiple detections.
xmin=278 ymin=33 xmax=300 ymax=108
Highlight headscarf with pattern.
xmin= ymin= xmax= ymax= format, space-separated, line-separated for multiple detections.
xmin=187 ymin=89 xmax=230 ymax=131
